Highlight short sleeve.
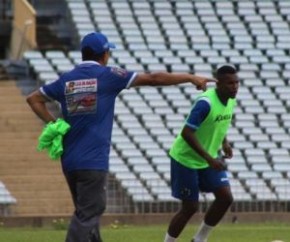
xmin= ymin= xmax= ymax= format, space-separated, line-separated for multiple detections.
xmin=40 ymin=79 xmax=63 ymax=102
xmin=186 ymin=97 xmax=211 ymax=130
xmin=108 ymin=66 xmax=137 ymax=92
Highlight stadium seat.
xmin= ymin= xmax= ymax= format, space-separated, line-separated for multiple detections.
xmin=20 ymin=0 xmax=290 ymax=206
xmin=0 ymin=181 xmax=17 ymax=213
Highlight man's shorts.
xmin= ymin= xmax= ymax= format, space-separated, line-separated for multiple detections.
xmin=170 ymin=157 xmax=230 ymax=201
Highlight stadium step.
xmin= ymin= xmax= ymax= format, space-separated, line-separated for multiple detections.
xmin=0 ymin=80 xmax=73 ymax=216
xmin=13 ymin=198 xmax=73 ymax=215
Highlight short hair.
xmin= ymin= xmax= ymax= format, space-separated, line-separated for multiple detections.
xmin=214 ymin=65 xmax=237 ymax=82
xmin=81 ymin=46 xmax=106 ymax=61
xmin=216 ymin=65 xmax=237 ymax=76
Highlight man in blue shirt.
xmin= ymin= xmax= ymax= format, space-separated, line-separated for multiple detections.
xmin=26 ymin=31 xmax=215 ymax=242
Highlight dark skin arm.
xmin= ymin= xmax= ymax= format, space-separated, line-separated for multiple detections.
xmin=26 ymin=90 xmax=56 ymax=124
xmin=181 ymin=126 xmax=227 ymax=171
xmin=131 ymin=72 xmax=216 ymax=90
xmin=222 ymin=137 xmax=233 ymax=159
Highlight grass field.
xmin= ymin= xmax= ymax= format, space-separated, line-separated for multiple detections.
xmin=0 ymin=222 xmax=289 ymax=242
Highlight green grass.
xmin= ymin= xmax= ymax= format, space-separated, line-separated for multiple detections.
xmin=0 ymin=223 xmax=289 ymax=242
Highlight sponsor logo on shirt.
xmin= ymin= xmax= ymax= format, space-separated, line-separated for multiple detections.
xmin=65 ymin=79 xmax=97 ymax=115
xmin=111 ymin=66 xmax=128 ymax=78
xmin=65 ymin=79 xmax=97 ymax=94
xmin=221 ymin=177 xmax=229 ymax=182
xmin=214 ymin=114 xmax=232 ymax=122
xmin=180 ymin=187 xmax=192 ymax=197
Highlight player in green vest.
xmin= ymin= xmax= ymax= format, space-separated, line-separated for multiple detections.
xmin=164 ymin=65 xmax=239 ymax=242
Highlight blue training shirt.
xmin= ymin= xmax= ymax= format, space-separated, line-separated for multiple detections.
xmin=185 ymin=98 xmax=211 ymax=130
xmin=40 ymin=61 xmax=137 ymax=172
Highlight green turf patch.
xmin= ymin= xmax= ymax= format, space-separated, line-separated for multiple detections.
xmin=0 ymin=223 xmax=289 ymax=242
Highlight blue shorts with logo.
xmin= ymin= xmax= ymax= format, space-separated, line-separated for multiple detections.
xmin=170 ymin=158 xmax=230 ymax=201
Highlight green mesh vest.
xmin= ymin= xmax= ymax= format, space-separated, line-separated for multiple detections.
xmin=169 ymin=88 xmax=236 ymax=169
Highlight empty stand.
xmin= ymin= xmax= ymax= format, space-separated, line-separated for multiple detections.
xmin=20 ymin=0 xmax=290 ymax=209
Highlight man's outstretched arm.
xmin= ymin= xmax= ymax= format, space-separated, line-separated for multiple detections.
xmin=131 ymin=72 xmax=216 ymax=90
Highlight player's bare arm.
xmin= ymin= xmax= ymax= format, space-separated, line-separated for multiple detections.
xmin=131 ymin=72 xmax=216 ymax=90
xmin=222 ymin=137 xmax=233 ymax=159
xmin=26 ymin=90 xmax=56 ymax=123
xmin=181 ymin=126 xmax=227 ymax=171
